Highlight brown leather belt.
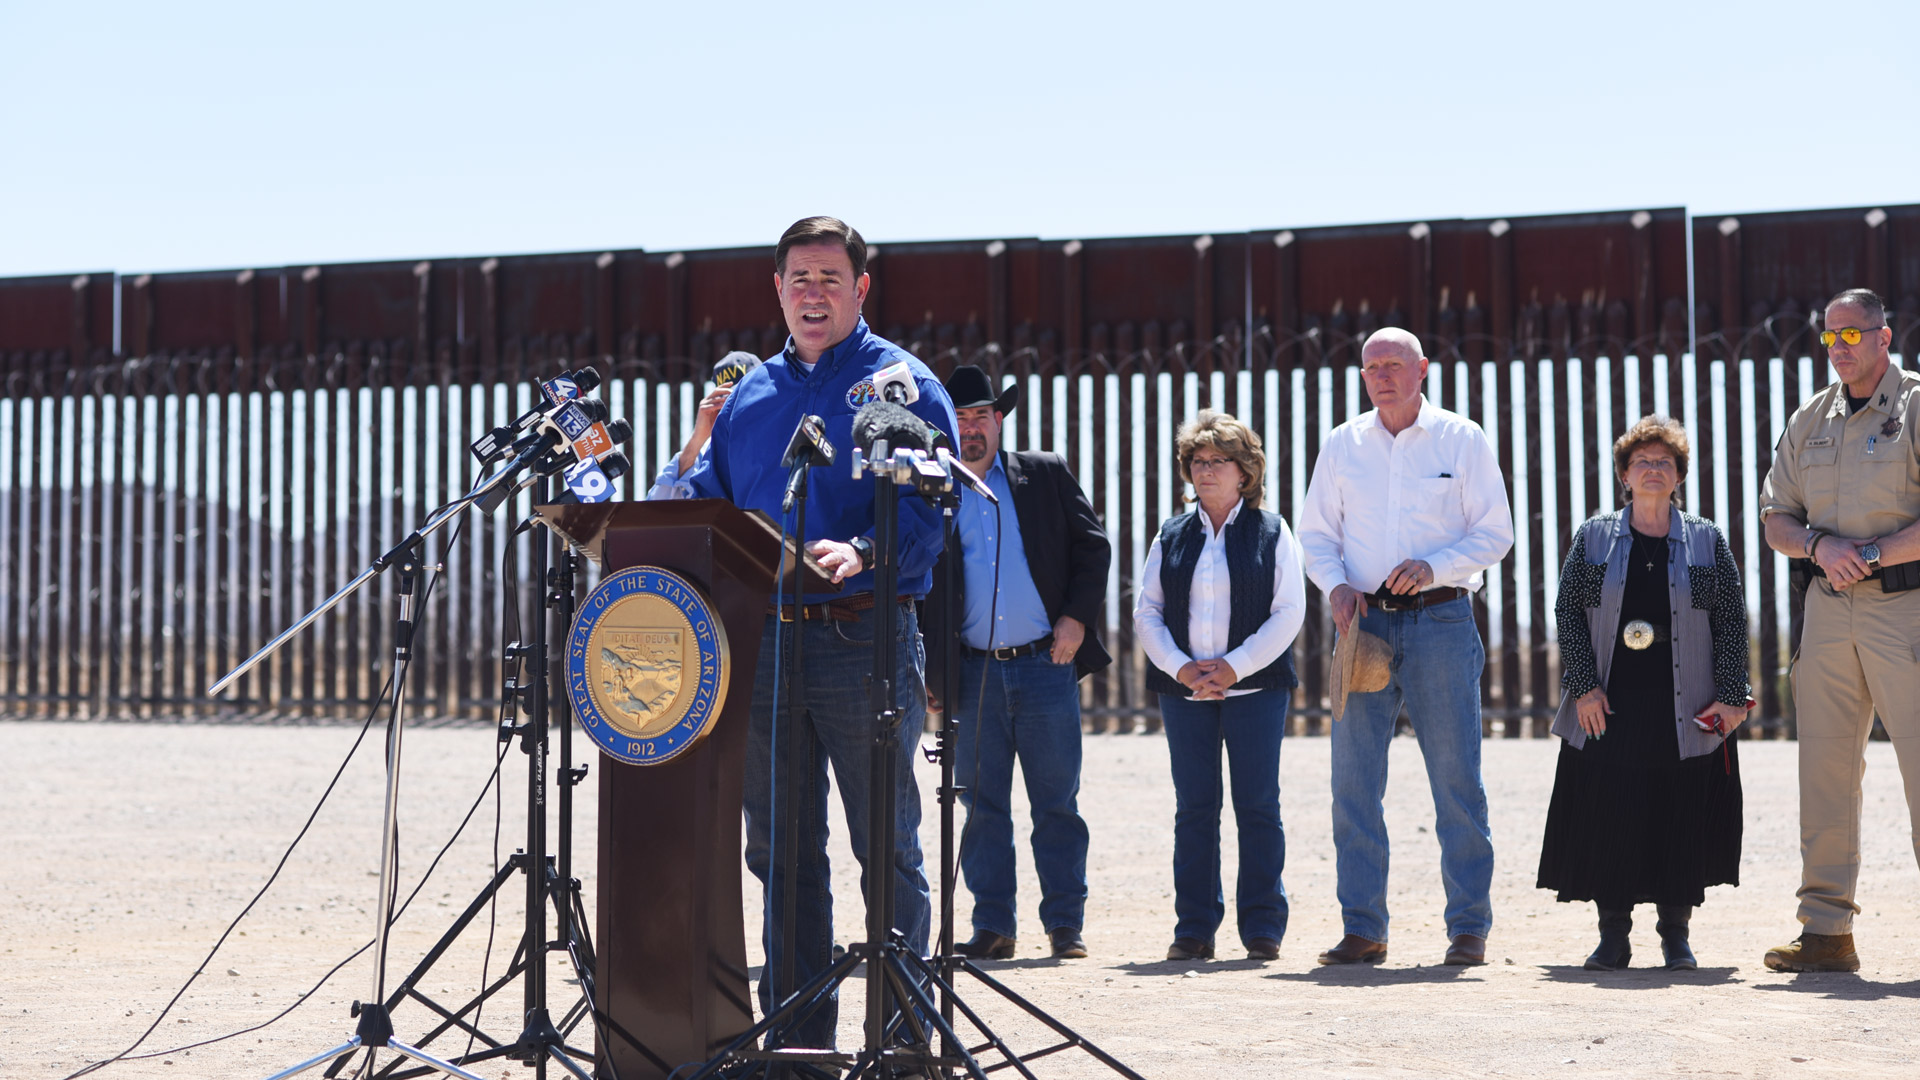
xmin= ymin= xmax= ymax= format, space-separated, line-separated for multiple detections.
xmin=1366 ymin=586 xmax=1467 ymax=612
xmin=767 ymin=592 xmax=912 ymax=623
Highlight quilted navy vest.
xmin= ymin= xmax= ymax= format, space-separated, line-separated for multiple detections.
xmin=1144 ymin=507 xmax=1298 ymax=698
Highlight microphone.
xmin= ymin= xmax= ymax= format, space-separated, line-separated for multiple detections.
xmin=781 ymin=414 xmax=835 ymax=512
xmin=872 ymin=359 xmax=919 ymax=404
xmin=712 ymin=351 xmax=762 ymax=388
xmin=781 ymin=414 xmax=835 ymax=470
xmin=475 ymin=389 xmax=632 ymax=514
xmin=852 ymin=400 xmax=945 ymax=456
xmin=939 ymin=448 xmax=998 ymax=504
xmin=468 ymin=366 xmax=603 ymax=466
xmin=557 ymin=449 xmax=631 ymax=504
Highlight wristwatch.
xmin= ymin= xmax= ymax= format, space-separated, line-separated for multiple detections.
xmin=849 ymin=536 xmax=876 ymax=571
xmin=1861 ymin=541 xmax=1883 ymax=568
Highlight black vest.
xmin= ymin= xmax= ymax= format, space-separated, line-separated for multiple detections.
xmin=1144 ymin=507 xmax=1299 ymax=698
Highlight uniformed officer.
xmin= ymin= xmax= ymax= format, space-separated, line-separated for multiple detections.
xmin=1757 ymin=287 xmax=1920 ymax=972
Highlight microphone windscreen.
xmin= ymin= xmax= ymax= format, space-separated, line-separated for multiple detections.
xmin=852 ymin=401 xmax=939 ymax=455
xmin=712 ymin=351 xmax=763 ymax=387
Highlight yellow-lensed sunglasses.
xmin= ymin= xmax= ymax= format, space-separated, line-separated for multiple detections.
xmin=1820 ymin=325 xmax=1884 ymax=347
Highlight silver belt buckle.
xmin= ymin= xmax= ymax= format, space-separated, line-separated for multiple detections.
xmin=1622 ymin=619 xmax=1655 ymax=651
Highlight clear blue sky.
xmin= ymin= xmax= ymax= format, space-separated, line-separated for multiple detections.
xmin=3 ymin=1 xmax=1916 ymax=278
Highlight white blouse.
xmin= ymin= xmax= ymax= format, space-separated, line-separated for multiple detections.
xmin=1133 ymin=499 xmax=1307 ymax=698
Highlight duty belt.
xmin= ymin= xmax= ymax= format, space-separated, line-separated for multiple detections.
xmin=1366 ymin=586 xmax=1467 ymax=612
xmin=1807 ymin=562 xmax=1883 ymax=581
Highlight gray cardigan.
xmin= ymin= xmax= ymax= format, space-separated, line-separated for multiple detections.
xmin=1550 ymin=506 xmax=1750 ymax=759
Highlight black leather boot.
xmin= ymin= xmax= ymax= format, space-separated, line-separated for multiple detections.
xmin=1584 ymin=905 xmax=1632 ymax=970
xmin=1656 ymin=904 xmax=1696 ymax=970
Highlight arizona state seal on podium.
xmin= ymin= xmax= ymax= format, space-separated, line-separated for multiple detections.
xmin=568 ymin=565 xmax=730 ymax=766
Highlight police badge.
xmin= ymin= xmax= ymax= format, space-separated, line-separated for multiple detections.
xmin=568 ymin=566 xmax=729 ymax=766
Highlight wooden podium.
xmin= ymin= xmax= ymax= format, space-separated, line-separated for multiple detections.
xmin=533 ymin=499 xmax=836 ymax=1080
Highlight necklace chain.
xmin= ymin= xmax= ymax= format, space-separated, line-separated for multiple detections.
xmin=1634 ymin=531 xmax=1663 ymax=572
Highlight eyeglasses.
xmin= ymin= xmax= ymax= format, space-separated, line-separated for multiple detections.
xmin=1820 ymin=325 xmax=1884 ymax=348
xmin=1189 ymin=456 xmax=1238 ymax=473
xmin=1627 ymin=456 xmax=1677 ymax=472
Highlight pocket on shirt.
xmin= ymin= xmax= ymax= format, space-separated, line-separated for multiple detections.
xmin=1857 ymin=452 xmax=1910 ymax=503
xmin=1687 ymin=564 xmax=1715 ymax=611
xmin=1408 ymin=476 xmax=1456 ymax=503
xmin=1798 ymin=445 xmax=1839 ymax=469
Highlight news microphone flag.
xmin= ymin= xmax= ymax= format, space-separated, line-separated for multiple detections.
xmin=562 ymin=456 xmax=615 ymax=502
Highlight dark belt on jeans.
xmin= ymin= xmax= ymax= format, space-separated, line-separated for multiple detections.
xmin=965 ymin=636 xmax=1053 ymax=661
xmin=766 ymin=592 xmax=911 ymax=623
xmin=1365 ymin=586 xmax=1466 ymax=612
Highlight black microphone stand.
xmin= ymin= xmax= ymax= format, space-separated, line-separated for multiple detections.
xmin=775 ymin=450 xmax=825 ymax=1017
xmin=689 ymin=435 xmax=1146 ymax=1080
xmin=261 ymin=544 xmax=492 ymax=1080
xmin=929 ymin=489 xmax=962 ymax=1072
xmin=314 ymin=510 xmax=605 ymax=1080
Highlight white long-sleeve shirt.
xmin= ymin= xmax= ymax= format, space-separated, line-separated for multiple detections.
xmin=1296 ymin=397 xmax=1514 ymax=596
xmin=1133 ymin=500 xmax=1307 ymax=697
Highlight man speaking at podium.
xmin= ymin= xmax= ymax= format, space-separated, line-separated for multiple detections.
xmin=653 ymin=215 xmax=957 ymax=1045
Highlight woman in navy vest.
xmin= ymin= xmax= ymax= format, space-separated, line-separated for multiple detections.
xmin=1134 ymin=410 xmax=1307 ymax=962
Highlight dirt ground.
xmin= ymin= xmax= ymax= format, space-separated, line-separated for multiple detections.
xmin=3 ymin=719 xmax=1918 ymax=1080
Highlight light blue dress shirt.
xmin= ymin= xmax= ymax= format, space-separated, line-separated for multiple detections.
xmin=958 ymin=456 xmax=1055 ymax=651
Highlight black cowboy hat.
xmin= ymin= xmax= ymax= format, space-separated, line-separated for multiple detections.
xmin=943 ymin=365 xmax=1019 ymax=414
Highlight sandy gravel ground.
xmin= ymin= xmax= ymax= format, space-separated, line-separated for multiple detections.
xmin=3 ymin=719 xmax=1918 ymax=1080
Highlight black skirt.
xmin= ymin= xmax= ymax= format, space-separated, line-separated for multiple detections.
xmin=1536 ymin=530 xmax=1743 ymax=908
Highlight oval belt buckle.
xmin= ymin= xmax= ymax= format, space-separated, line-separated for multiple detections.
xmin=1622 ymin=619 xmax=1655 ymax=651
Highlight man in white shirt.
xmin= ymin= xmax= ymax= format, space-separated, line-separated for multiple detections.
xmin=1296 ymin=327 xmax=1515 ymax=967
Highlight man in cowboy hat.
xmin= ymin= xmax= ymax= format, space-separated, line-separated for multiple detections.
xmin=924 ymin=364 xmax=1112 ymax=960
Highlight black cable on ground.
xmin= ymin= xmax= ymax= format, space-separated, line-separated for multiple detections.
xmin=63 ymin=511 xmax=491 ymax=1078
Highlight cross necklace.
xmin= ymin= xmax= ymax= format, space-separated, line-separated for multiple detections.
xmin=1634 ymin=531 xmax=1664 ymax=572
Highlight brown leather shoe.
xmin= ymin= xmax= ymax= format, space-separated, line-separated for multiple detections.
xmin=953 ymin=930 xmax=1016 ymax=960
xmin=1049 ymin=926 xmax=1088 ymax=959
xmin=1166 ymin=937 xmax=1214 ymax=961
xmin=1444 ymin=933 xmax=1487 ymax=966
xmin=1764 ymin=932 xmax=1860 ymax=972
xmin=1245 ymin=937 xmax=1282 ymax=961
xmin=1316 ymin=934 xmax=1387 ymax=965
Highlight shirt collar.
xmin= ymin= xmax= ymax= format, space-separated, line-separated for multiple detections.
xmin=1200 ymin=498 xmax=1245 ymax=538
xmin=781 ymin=317 xmax=871 ymax=375
xmin=1610 ymin=503 xmax=1683 ymax=539
xmin=1825 ymin=363 xmax=1904 ymax=419
xmin=1357 ymin=395 xmax=1434 ymax=433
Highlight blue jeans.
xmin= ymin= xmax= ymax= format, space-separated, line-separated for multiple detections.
xmin=743 ymin=603 xmax=931 ymax=1047
xmin=1331 ymin=594 xmax=1494 ymax=943
xmin=1158 ymin=688 xmax=1291 ymax=946
xmin=953 ymin=652 xmax=1090 ymax=938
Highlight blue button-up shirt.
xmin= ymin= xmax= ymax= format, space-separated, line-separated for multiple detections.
xmin=957 ymin=456 xmax=1054 ymax=650
xmin=662 ymin=319 xmax=957 ymax=602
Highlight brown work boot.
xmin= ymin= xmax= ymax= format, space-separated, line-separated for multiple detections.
xmin=1316 ymin=934 xmax=1387 ymax=965
xmin=1763 ymin=932 xmax=1860 ymax=972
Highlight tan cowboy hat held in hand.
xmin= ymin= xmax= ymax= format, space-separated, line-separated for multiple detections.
xmin=1331 ymin=627 xmax=1392 ymax=721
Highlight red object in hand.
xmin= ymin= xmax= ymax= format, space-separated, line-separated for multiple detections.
xmin=1693 ymin=699 xmax=1755 ymax=775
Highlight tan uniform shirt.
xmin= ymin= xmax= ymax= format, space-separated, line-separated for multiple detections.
xmin=1759 ymin=363 xmax=1920 ymax=539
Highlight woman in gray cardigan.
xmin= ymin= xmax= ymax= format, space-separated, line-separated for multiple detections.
xmin=1537 ymin=415 xmax=1752 ymax=971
